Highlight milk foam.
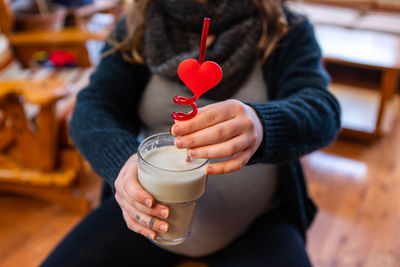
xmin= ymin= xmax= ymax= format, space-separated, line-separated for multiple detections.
xmin=144 ymin=146 xmax=205 ymax=171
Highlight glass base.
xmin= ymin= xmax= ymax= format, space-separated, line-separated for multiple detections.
xmin=151 ymin=234 xmax=188 ymax=246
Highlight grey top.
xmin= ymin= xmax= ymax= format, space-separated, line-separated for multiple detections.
xmin=138 ymin=63 xmax=278 ymax=257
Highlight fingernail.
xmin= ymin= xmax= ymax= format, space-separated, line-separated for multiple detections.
xmin=169 ymin=127 xmax=173 ymax=135
xmin=189 ymin=150 xmax=197 ymax=158
xmin=175 ymin=138 xmax=183 ymax=148
xmin=206 ymin=166 xmax=213 ymax=175
xmin=161 ymin=209 xmax=169 ymax=219
xmin=160 ymin=224 xmax=168 ymax=233
xmin=148 ymin=233 xmax=155 ymax=240
xmin=145 ymin=198 xmax=152 ymax=208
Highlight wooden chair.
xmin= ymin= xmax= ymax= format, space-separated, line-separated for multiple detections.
xmin=0 ymin=34 xmax=13 ymax=70
xmin=0 ymin=77 xmax=94 ymax=213
xmin=0 ymin=0 xmax=120 ymax=68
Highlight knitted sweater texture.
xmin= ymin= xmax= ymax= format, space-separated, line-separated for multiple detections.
xmin=69 ymin=14 xmax=341 ymax=237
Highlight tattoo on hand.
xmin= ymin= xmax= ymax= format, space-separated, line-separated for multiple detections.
xmin=136 ymin=215 xmax=140 ymax=221
xmin=149 ymin=217 xmax=155 ymax=230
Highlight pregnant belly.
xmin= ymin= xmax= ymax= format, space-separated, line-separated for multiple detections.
xmin=157 ymin=163 xmax=277 ymax=257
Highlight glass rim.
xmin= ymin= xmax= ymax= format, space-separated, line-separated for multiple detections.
xmin=138 ymin=132 xmax=209 ymax=173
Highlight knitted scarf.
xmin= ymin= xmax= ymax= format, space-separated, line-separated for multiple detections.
xmin=145 ymin=0 xmax=262 ymax=100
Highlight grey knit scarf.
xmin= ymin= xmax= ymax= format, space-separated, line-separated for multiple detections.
xmin=145 ymin=0 xmax=262 ymax=100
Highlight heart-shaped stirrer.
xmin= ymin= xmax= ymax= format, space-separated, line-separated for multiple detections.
xmin=178 ymin=59 xmax=222 ymax=100
xmin=172 ymin=18 xmax=223 ymax=121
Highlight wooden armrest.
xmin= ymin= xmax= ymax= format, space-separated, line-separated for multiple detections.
xmin=0 ymin=79 xmax=69 ymax=104
xmin=8 ymin=28 xmax=107 ymax=45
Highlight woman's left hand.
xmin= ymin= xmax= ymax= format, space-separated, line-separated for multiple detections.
xmin=171 ymin=99 xmax=264 ymax=175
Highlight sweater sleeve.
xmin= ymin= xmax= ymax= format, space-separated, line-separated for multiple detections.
xmin=69 ymin=30 xmax=150 ymax=190
xmin=247 ymin=19 xmax=341 ymax=164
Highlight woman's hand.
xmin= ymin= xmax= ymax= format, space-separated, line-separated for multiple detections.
xmin=114 ymin=154 xmax=170 ymax=240
xmin=171 ymin=99 xmax=264 ymax=175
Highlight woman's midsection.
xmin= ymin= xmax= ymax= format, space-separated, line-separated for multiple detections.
xmin=158 ymin=162 xmax=277 ymax=257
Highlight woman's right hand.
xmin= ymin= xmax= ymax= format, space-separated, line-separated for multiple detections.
xmin=114 ymin=153 xmax=170 ymax=240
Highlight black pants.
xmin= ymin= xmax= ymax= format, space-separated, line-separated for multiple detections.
xmin=41 ymin=196 xmax=312 ymax=267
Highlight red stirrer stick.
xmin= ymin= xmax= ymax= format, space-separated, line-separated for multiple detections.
xmin=171 ymin=17 xmax=212 ymax=121
xmin=199 ymin=18 xmax=210 ymax=65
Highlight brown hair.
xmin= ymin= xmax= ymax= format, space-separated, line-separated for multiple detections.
xmin=106 ymin=0 xmax=289 ymax=64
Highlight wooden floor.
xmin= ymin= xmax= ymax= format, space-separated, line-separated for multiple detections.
xmin=0 ymin=163 xmax=103 ymax=267
xmin=0 ymin=112 xmax=400 ymax=267
xmin=305 ymin=109 xmax=400 ymax=266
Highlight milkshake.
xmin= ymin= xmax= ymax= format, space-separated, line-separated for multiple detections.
xmin=137 ymin=133 xmax=208 ymax=245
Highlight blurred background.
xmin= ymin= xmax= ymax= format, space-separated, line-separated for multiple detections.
xmin=0 ymin=0 xmax=399 ymax=266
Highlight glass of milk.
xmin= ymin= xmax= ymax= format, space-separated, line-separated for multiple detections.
xmin=137 ymin=133 xmax=208 ymax=245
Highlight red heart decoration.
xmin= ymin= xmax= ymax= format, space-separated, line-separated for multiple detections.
xmin=178 ymin=59 xmax=223 ymax=99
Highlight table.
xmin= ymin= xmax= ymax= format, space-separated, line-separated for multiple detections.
xmin=315 ymin=24 xmax=400 ymax=141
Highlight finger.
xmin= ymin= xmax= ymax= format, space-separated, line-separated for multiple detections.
xmin=121 ymin=209 xmax=157 ymax=240
xmin=206 ymin=149 xmax=252 ymax=175
xmin=171 ymin=101 xmax=236 ymax=136
xmin=115 ymin=189 xmax=169 ymax=220
xmin=121 ymin=200 xmax=169 ymax=234
xmin=122 ymin=164 xmax=155 ymax=208
xmin=188 ymin=135 xmax=251 ymax=159
xmin=129 ymin=199 xmax=170 ymax=219
xmin=118 ymin=196 xmax=169 ymax=233
xmin=175 ymin=118 xmax=242 ymax=149
xmin=132 ymin=208 xmax=169 ymax=234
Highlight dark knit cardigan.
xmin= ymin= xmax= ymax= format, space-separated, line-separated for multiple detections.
xmin=69 ymin=15 xmax=341 ymax=238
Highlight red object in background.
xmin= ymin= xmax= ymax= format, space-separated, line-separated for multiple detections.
xmin=48 ymin=51 xmax=77 ymax=67
xmin=172 ymin=18 xmax=223 ymax=121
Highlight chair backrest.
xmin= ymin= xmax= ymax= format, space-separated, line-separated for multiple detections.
xmin=0 ymin=0 xmax=13 ymax=35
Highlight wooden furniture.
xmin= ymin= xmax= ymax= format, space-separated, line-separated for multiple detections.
xmin=0 ymin=34 xmax=13 ymax=70
xmin=0 ymin=79 xmax=67 ymax=171
xmin=355 ymin=11 xmax=400 ymax=35
xmin=0 ymin=78 xmax=86 ymax=212
xmin=289 ymin=1 xmax=400 ymax=141
xmin=315 ymin=25 xmax=400 ymax=141
xmin=68 ymin=0 xmax=122 ymax=30
xmin=0 ymin=0 xmax=120 ymax=67
xmin=0 ymin=61 xmax=95 ymax=212
xmin=305 ymin=0 xmax=400 ymax=11
xmin=290 ymin=2 xmax=400 ymax=35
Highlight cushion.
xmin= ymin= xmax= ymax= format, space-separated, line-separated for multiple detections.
xmin=288 ymin=2 xmax=361 ymax=27
xmin=355 ymin=11 xmax=400 ymax=35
